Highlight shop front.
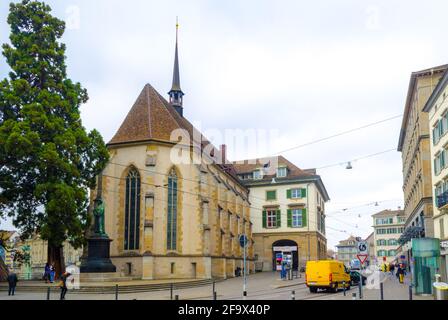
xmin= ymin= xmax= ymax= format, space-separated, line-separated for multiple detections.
xmin=272 ymin=240 xmax=298 ymax=271
xmin=412 ymin=238 xmax=441 ymax=295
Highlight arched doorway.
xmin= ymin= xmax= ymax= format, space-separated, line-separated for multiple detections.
xmin=272 ymin=240 xmax=299 ymax=271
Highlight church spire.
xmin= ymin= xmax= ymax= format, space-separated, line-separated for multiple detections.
xmin=169 ymin=17 xmax=184 ymax=116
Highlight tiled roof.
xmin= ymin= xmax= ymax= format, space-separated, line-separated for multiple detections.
xmin=107 ymin=84 xmax=243 ymax=184
xmin=232 ymin=156 xmax=313 ymax=180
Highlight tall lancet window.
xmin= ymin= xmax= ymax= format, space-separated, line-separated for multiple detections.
xmin=124 ymin=167 xmax=141 ymax=250
xmin=167 ymin=168 xmax=178 ymax=251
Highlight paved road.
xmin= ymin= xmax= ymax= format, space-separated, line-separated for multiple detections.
xmin=1 ymin=272 xmax=430 ymax=300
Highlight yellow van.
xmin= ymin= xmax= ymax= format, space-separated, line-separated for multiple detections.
xmin=306 ymin=260 xmax=351 ymax=293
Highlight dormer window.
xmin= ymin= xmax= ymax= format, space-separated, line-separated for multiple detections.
xmin=277 ymin=167 xmax=287 ymax=178
xmin=253 ymin=169 xmax=263 ymax=180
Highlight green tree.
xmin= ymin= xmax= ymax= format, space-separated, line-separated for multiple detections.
xmin=0 ymin=0 xmax=109 ymax=277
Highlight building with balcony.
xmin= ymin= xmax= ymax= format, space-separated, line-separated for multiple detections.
xmin=372 ymin=209 xmax=405 ymax=265
xmin=233 ymin=156 xmax=329 ymax=271
xmin=423 ymin=66 xmax=448 ymax=282
xmin=397 ymin=65 xmax=447 ymax=261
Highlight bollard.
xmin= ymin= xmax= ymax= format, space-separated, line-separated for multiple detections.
xmin=380 ymin=282 xmax=384 ymax=300
xmin=213 ymin=291 xmax=217 ymax=300
xmin=115 ymin=284 xmax=119 ymax=301
xmin=343 ymin=281 xmax=346 ymax=296
xmin=212 ymin=280 xmax=215 ymax=298
xmin=352 ymin=292 xmax=357 ymax=300
xmin=358 ymin=281 xmax=362 ymax=300
xmin=175 ymin=294 xmax=179 ymax=300
xmin=409 ymin=285 xmax=413 ymax=301
xmin=291 ymin=290 xmax=295 ymax=300
xmin=170 ymin=283 xmax=174 ymax=300
xmin=46 ymin=287 xmax=51 ymax=300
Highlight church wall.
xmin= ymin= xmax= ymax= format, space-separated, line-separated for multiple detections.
xmin=101 ymin=141 xmax=254 ymax=280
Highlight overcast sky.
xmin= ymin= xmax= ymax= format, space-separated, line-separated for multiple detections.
xmin=1 ymin=0 xmax=448 ymax=250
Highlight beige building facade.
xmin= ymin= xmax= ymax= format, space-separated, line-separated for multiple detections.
xmin=335 ymin=236 xmax=359 ymax=268
xmin=18 ymin=236 xmax=83 ymax=279
xmin=233 ymin=157 xmax=329 ymax=271
xmin=372 ymin=209 xmax=405 ymax=265
xmin=98 ymin=84 xmax=255 ymax=280
xmin=423 ymin=67 xmax=448 ymax=282
xmin=397 ymin=65 xmax=447 ymax=255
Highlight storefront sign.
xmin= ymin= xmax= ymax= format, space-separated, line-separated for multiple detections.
xmin=273 ymin=246 xmax=297 ymax=252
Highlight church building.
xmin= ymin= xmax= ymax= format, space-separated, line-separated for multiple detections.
xmin=97 ymin=26 xmax=255 ymax=280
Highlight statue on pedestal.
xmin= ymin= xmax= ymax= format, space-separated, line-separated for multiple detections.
xmin=80 ymin=173 xmax=116 ymax=274
xmin=93 ymin=198 xmax=106 ymax=237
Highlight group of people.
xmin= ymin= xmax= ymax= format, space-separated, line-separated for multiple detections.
xmin=5 ymin=264 xmax=72 ymax=300
xmin=43 ymin=263 xmax=56 ymax=283
xmin=381 ymin=262 xmax=407 ymax=284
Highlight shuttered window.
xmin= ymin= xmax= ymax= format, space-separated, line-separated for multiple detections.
xmin=266 ymin=190 xmax=277 ymax=201
xmin=288 ymin=209 xmax=303 ymax=228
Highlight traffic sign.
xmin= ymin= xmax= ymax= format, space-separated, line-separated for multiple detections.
xmin=357 ymin=241 xmax=368 ymax=255
xmin=357 ymin=254 xmax=368 ymax=265
xmin=239 ymin=235 xmax=248 ymax=248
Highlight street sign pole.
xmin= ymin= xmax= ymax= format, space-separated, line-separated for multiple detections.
xmin=239 ymin=233 xmax=248 ymax=298
xmin=243 ymin=240 xmax=247 ymax=298
xmin=356 ymin=241 xmax=368 ymax=300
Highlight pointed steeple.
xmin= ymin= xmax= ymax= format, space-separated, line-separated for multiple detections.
xmin=169 ymin=17 xmax=184 ymax=116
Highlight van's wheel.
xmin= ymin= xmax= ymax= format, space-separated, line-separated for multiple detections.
xmin=332 ymin=283 xmax=338 ymax=293
xmin=309 ymin=287 xmax=317 ymax=293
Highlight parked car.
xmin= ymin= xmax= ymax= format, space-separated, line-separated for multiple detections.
xmin=350 ymin=270 xmax=367 ymax=286
xmin=305 ymin=260 xmax=351 ymax=293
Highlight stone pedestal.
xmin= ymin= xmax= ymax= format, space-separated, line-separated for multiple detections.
xmin=80 ymin=237 xmax=116 ymax=273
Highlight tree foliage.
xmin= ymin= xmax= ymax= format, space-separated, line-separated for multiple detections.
xmin=0 ymin=0 xmax=109 ymax=251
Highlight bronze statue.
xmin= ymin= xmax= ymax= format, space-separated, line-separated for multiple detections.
xmin=93 ymin=198 xmax=106 ymax=236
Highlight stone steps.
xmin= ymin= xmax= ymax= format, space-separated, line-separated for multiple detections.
xmin=0 ymin=278 xmax=225 ymax=294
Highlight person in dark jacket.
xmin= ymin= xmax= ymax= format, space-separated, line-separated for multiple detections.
xmin=7 ymin=271 xmax=18 ymax=296
xmin=59 ymin=271 xmax=71 ymax=300
xmin=396 ymin=265 xmax=405 ymax=284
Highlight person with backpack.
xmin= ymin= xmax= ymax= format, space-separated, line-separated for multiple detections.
xmin=59 ymin=271 xmax=71 ymax=300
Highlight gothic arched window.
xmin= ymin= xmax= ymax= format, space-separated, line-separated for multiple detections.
xmin=124 ymin=167 xmax=141 ymax=250
xmin=167 ymin=168 xmax=178 ymax=251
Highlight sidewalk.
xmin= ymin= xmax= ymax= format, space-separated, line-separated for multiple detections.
xmin=318 ymin=275 xmax=433 ymax=300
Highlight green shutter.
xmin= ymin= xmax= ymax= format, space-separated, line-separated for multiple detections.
xmin=262 ymin=210 xmax=267 ymax=229
xmin=266 ymin=190 xmax=276 ymax=200
xmin=287 ymin=189 xmax=292 ymax=199
xmin=276 ymin=210 xmax=281 ymax=228
xmin=302 ymin=208 xmax=307 ymax=227
xmin=287 ymin=209 xmax=292 ymax=228
xmin=301 ymin=188 xmax=307 ymax=198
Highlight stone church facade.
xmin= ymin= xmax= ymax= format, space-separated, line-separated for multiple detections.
xmin=95 ymin=30 xmax=255 ymax=280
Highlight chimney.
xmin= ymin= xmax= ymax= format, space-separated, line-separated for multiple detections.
xmin=220 ymin=144 xmax=227 ymax=165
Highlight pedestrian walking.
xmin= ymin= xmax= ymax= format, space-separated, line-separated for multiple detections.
xmin=281 ymin=261 xmax=287 ymax=280
xmin=397 ymin=264 xmax=405 ymax=284
xmin=44 ymin=262 xmax=50 ymax=283
xmin=59 ymin=271 xmax=71 ymax=300
xmin=49 ymin=264 xmax=55 ymax=283
xmin=389 ymin=263 xmax=395 ymax=277
xmin=7 ymin=270 xmax=18 ymax=296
